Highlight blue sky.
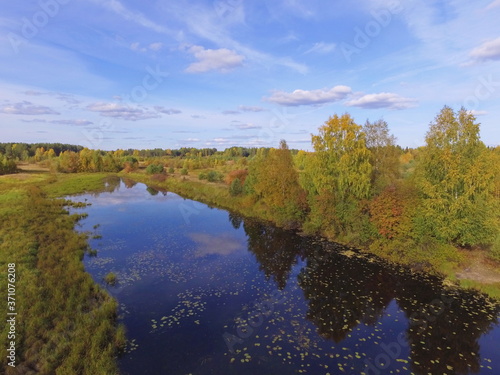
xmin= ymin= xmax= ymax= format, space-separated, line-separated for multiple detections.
xmin=1 ymin=0 xmax=499 ymax=150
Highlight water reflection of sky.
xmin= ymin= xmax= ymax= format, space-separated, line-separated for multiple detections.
xmin=68 ymin=179 xmax=500 ymax=375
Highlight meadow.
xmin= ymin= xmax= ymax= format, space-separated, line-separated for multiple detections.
xmin=0 ymin=169 xmax=125 ymax=374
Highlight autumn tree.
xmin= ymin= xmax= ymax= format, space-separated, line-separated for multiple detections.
xmin=229 ymin=178 xmax=243 ymax=196
xmin=102 ymin=153 xmax=122 ymax=172
xmin=225 ymin=169 xmax=248 ymax=185
xmin=34 ymin=147 xmax=46 ymax=162
xmin=247 ymin=140 xmax=306 ymax=225
xmin=416 ymin=106 xmax=497 ymax=246
xmin=78 ymin=148 xmax=103 ymax=172
xmin=46 ymin=148 xmax=56 ymax=159
xmin=0 ymin=153 xmax=17 ymax=175
xmin=306 ymin=113 xmax=372 ymax=238
xmin=57 ymin=151 xmax=79 ymax=173
xmin=363 ymin=119 xmax=401 ymax=193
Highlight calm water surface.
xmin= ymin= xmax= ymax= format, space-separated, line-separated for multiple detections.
xmin=70 ymin=178 xmax=500 ymax=375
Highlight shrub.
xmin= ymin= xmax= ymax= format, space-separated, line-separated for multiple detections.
xmin=229 ymin=178 xmax=243 ymax=196
xmin=225 ymin=169 xmax=248 ymax=185
xmin=104 ymin=272 xmax=117 ymax=285
xmin=180 ymin=168 xmax=188 ymax=175
xmin=122 ymin=156 xmax=139 ymax=173
xmin=146 ymin=163 xmax=164 ymax=175
xmin=207 ymin=170 xmax=223 ymax=182
xmin=0 ymin=154 xmax=17 ymax=175
xmin=168 ymin=167 xmax=175 ymax=173
xmin=198 ymin=172 xmax=207 ymax=180
xmin=490 ymin=234 xmax=500 ymax=262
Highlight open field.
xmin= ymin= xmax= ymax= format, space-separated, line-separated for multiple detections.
xmin=0 ymin=169 xmax=125 ymax=374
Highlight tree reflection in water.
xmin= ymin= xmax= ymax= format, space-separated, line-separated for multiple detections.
xmin=244 ymin=224 xmax=500 ymax=374
xmin=244 ymin=219 xmax=307 ymax=290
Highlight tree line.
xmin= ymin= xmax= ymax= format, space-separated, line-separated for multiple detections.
xmin=1 ymin=106 xmax=499 ymax=261
xmin=238 ymin=106 xmax=500 ymax=262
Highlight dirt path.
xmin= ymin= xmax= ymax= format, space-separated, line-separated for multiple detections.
xmin=456 ymin=250 xmax=500 ymax=284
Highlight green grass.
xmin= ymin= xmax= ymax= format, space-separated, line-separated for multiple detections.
xmin=42 ymin=172 xmax=114 ymax=197
xmin=458 ymin=280 xmax=500 ymax=300
xmin=0 ymin=172 xmax=125 ymax=374
xmin=104 ymin=272 xmax=117 ymax=286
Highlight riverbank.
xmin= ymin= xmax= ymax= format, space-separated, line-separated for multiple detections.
xmin=0 ymin=168 xmax=125 ymax=374
xmin=124 ymin=170 xmax=500 ymax=300
xmin=1 ymin=165 xmax=498 ymax=374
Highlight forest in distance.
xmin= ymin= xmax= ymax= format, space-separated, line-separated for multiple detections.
xmin=1 ymin=105 xmax=500 ymax=271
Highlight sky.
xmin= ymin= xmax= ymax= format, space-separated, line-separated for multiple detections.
xmin=0 ymin=0 xmax=499 ymax=151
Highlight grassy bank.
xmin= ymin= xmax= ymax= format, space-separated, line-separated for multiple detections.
xmin=125 ymin=170 xmax=500 ymax=299
xmin=0 ymin=171 xmax=125 ymax=374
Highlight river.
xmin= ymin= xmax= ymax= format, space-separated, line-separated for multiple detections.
xmin=69 ymin=177 xmax=500 ymax=375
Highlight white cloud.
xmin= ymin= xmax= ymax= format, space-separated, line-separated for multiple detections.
xmin=222 ymin=110 xmax=240 ymax=115
xmin=265 ymin=86 xmax=352 ymax=106
xmin=305 ymin=42 xmax=336 ymax=54
xmin=131 ymin=41 xmax=164 ymax=52
xmin=469 ymin=110 xmax=488 ymax=116
xmin=345 ymin=92 xmax=417 ymax=110
xmin=189 ymin=232 xmax=243 ymax=257
xmin=50 ymin=119 xmax=94 ymax=126
xmin=24 ymin=90 xmax=44 ymax=96
xmin=23 ymin=91 xmax=81 ymax=105
xmin=86 ymin=102 xmax=160 ymax=121
xmin=469 ymin=37 xmax=500 ymax=63
xmin=154 ymin=106 xmax=182 ymax=115
xmin=233 ymin=123 xmax=261 ymax=130
xmin=213 ymin=137 xmax=229 ymax=143
xmin=149 ymin=42 xmax=164 ymax=51
xmin=173 ymin=5 xmax=308 ymax=73
xmin=130 ymin=42 xmax=141 ymax=51
xmin=97 ymin=0 xmax=172 ymax=34
xmin=238 ymin=105 xmax=265 ymax=112
xmin=185 ymin=45 xmax=245 ymax=73
xmin=281 ymin=0 xmax=315 ymax=18
xmin=1 ymin=101 xmax=60 ymax=115
xmin=181 ymin=138 xmax=200 ymax=143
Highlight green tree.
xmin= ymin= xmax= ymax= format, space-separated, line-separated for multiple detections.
xmin=363 ymin=119 xmax=400 ymax=193
xmin=206 ymin=170 xmax=222 ymax=182
xmin=46 ymin=148 xmax=56 ymax=159
xmin=416 ymin=106 xmax=497 ymax=246
xmin=122 ymin=156 xmax=138 ymax=173
xmin=249 ymin=140 xmax=306 ymax=224
xmin=102 ymin=153 xmax=122 ymax=172
xmin=0 ymin=154 xmax=17 ymax=175
xmin=34 ymin=147 xmax=46 ymax=162
xmin=229 ymin=178 xmax=243 ymax=196
xmin=145 ymin=163 xmax=164 ymax=175
xmin=57 ymin=151 xmax=79 ymax=173
xmin=307 ymin=113 xmax=372 ymax=237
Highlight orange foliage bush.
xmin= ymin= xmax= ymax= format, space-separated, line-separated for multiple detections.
xmin=225 ymin=169 xmax=248 ymax=185
xmin=369 ymin=184 xmax=417 ymax=240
